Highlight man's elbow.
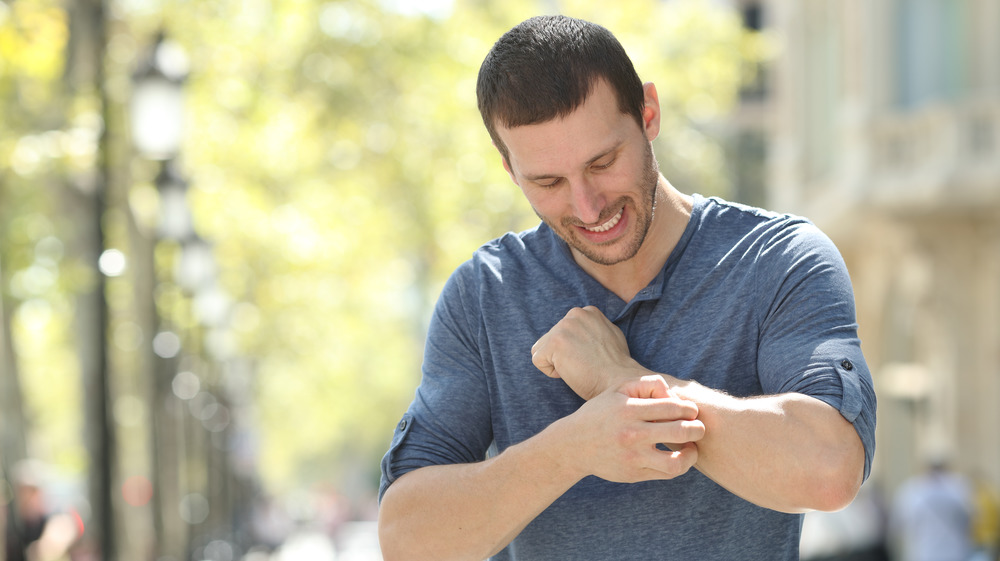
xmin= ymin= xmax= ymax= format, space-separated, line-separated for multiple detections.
xmin=808 ymin=441 xmax=865 ymax=512
xmin=377 ymin=488 xmax=411 ymax=561
xmin=378 ymin=480 xmax=458 ymax=561
xmin=810 ymin=472 xmax=862 ymax=512
xmin=377 ymin=518 xmax=404 ymax=561
xmin=377 ymin=481 xmax=406 ymax=561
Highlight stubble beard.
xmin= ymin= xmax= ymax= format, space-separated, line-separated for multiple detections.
xmin=548 ymin=142 xmax=661 ymax=266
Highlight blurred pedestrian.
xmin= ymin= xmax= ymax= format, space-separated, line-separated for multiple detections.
xmin=891 ymin=452 xmax=977 ymax=561
xmin=3 ymin=460 xmax=79 ymax=561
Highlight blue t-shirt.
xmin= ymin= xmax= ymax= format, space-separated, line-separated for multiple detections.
xmin=380 ymin=195 xmax=877 ymax=560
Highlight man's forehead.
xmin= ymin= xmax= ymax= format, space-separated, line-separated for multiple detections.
xmin=506 ymin=135 xmax=625 ymax=180
xmin=498 ymin=109 xmax=632 ymax=177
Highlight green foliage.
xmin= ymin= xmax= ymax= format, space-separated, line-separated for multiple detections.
xmin=0 ymin=0 xmax=762 ymax=495
xmin=0 ymin=0 xmax=86 ymax=472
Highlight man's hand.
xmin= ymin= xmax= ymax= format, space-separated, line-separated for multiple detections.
xmin=532 ymin=306 xmax=649 ymax=400
xmin=555 ymin=374 xmax=704 ymax=483
xmin=532 ymin=308 xmax=703 ymax=480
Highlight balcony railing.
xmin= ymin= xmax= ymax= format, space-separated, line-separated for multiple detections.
xmin=866 ymin=98 xmax=1000 ymax=210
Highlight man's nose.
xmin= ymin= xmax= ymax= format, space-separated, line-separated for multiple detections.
xmin=568 ymin=177 xmax=605 ymax=225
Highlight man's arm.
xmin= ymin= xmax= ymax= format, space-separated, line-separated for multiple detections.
xmin=378 ymin=422 xmax=580 ymax=561
xmin=378 ymin=376 xmax=705 ymax=561
xmin=667 ymin=378 xmax=864 ymax=513
xmin=532 ymin=306 xmax=865 ymax=514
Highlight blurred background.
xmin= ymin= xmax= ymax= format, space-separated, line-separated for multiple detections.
xmin=0 ymin=0 xmax=998 ymax=560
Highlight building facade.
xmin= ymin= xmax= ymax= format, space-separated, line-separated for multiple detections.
xmin=731 ymin=0 xmax=1000 ymax=494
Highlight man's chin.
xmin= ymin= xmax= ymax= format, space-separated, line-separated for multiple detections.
xmin=569 ymin=239 xmax=642 ymax=267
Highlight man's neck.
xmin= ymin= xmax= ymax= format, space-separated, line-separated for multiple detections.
xmin=572 ymin=179 xmax=693 ymax=302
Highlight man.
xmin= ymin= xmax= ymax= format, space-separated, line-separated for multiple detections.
xmin=378 ymin=15 xmax=876 ymax=561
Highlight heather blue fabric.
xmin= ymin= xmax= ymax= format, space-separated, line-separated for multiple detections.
xmin=380 ymin=195 xmax=877 ymax=561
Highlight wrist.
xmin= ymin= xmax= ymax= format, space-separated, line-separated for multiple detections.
xmin=537 ymin=414 xmax=592 ymax=483
xmin=601 ymin=361 xmax=656 ymax=396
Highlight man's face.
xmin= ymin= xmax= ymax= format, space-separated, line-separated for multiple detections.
xmin=498 ymin=80 xmax=660 ymax=267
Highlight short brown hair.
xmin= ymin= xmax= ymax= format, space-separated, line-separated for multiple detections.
xmin=476 ymin=15 xmax=645 ymax=163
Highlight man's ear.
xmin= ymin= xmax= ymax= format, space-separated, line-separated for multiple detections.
xmin=641 ymin=82 xmax=661 ymax=142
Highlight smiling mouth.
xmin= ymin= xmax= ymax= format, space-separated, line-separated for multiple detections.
xmin=583 ymin=207 xmax=624 ymax=233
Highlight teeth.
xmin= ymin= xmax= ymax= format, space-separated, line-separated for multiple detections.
xmin=585 ymin=208 xmax=623 ymax=233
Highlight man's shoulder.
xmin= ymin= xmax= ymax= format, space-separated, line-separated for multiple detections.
xmin=698 ymin=196 xmax=811 ymax=233
xmin=694 ymin=195 xmax=833 ymax=256
xmin=476 ymin=223 xmax=552 ymax=256
xmin=457 ymin=223 xmax=566 ymax=278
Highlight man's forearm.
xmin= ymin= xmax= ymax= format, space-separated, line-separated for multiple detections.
xmin=378 ymin=419 xmax=582 ymax=561
xmin=670 ymin=379 xmax=865 ymax=513
xmin=378 ymin=381 xmax=703 ymax=560
xmin=530 ymin=305 xmax=865 ymax=513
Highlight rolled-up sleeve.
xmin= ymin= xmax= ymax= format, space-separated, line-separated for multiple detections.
xmin=379 ymin=263 xmax=494 ymax=501
xmin=756 ymin=222 xmax=877 ymax=481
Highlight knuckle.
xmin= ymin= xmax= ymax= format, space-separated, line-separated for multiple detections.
xmin=665 ymin=457 xmax=693 ymax=478
xmin=680 ymin=420 xmax=705 ymax=441
xmin=615 ymin=426 xmax=640 ymax=447
xmin=673 ymin=400 xmax=698 ymax=420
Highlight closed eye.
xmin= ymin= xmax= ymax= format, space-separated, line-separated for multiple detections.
xmin=592 ymin=158 xmax=616 ymax=171
xmin=535 ymin=177 xmax=563 ymax=188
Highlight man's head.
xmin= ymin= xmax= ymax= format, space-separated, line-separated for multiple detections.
xmin=477 ymin=15 xmax=646 ymax=165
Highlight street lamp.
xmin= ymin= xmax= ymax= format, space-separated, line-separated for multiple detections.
xmin=154 ymin=161 xmax=193 ymax=242
xmin=131 ymin=32 xmax=238 ymax=559
xmin=130 ymin=32 xmax=189 ymax=160
xmin=130 ymin=31 xmax=193 ymax=561
xmin=175 ymin=234 xmax=215 ymax=292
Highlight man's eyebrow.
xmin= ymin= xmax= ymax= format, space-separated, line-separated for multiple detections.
xmin=522 ymin=140 xmax=624 ymax=181
xmin=583 ymin=143 xmax=622 ymax=166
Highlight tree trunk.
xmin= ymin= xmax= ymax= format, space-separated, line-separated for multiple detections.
xmin=0 ymin=255 xmax=28 ymax=465
xmin=66 ymin=0 xmax=117 ymax=558
xmin=0 ymin=253 xmax=28 ymax=561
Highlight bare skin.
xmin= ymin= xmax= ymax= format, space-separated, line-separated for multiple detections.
xmin=531 ymin=305 xmax=866 ymax=513
xmin=378 ymin=375 xmax=705 ymax=561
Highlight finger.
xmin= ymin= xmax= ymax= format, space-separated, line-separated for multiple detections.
xmin=530 ymin=331 xmax=559 ymax=377
xmin=618 ymin=375 xmax=672 ymax=399
xmin=626 ymin=396 xmax=699 ymax=422
xmin=531 ymin=351 xmax=558 ymax=378
xmin=639 ymin=442 xmax=699 ymax=480
xmin=530 ymin=329 xmax=550 ymax=356
xmin=628 ymin=418 xmax=705 ymax=449
xmin=651 ymin=419 xmax=706 ymax=444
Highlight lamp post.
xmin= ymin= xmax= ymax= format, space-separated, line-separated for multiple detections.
xmin=133 ymin=33 xmax=239 ymax=558
xmin=130 ymin=31 xmax=190 ymax=560
xmin=154 ymin=161 xmax=192 ymax=241
xmin=131 ymin=31 xmax=189 ymax=161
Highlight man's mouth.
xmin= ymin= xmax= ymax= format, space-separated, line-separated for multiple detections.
xmin=583 ymin=207 xmax=623 ymax=233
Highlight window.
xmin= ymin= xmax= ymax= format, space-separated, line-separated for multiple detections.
xmin=894 ymin=0 xmax=969 ymax=108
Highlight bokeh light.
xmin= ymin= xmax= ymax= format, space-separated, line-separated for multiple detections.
xmin=121 ymin=475 xmax=153 ymax=507
xmin=179 ymin=493 xmax=210 ymax=524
